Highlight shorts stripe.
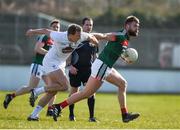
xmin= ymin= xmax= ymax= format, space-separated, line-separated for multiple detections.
xmin=31 ymin=63 xmax=38 ymax=75
xmin=96 ymin=63 xmax=108 ymax=80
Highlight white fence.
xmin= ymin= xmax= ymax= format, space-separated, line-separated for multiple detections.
xmin=1 ymin=65 xmax=180 ymax=93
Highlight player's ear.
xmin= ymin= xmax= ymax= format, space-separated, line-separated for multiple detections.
xmin=126 ymin=24 xmax=130 ymax=30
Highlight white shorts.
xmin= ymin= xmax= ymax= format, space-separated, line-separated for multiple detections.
xmin=91 ymin=59 xmax=112 ymax=81
xmin=42 ymin=58 xmax=66 ymax=75
xmin=30 ymin=63 xmax=45 ymax=79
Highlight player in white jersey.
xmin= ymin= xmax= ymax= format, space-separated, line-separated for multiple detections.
xmin=25 ymin=24 xmax=100 ymax=120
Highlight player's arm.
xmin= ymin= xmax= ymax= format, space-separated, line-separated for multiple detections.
xmin=87 ymin=34 xmax=99 ymax=46
xmin=91 ymin=32 xmax=115 ymax=41
xmin=66 ymin=54 xmax=78 ymax=75
xmin=34 ymin=41 xmax=48 ymax=55
xmin=26 ymin=28 xmax=51 ymax=37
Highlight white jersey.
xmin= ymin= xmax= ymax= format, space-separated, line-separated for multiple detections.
xmin=43 ymin=31 xmax=90 ymax=74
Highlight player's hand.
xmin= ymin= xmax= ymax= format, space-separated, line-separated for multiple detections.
xmin=106 ymin=33 xmax=116 ymax=41
xmin=120 ymin=56 xmax=133 ymax=64
xmin=120 ymin=52 xmax=133 ymax=64
xmin=26 ymin=29 xmax=34 ymax=36
xmin=69 ymin=65 xmax=78 ymax=75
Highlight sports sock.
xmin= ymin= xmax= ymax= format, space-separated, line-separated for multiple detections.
xmin=34 ymin=87 xmax=45 ymax=96
xmin=88 ymin=96 xmax=95 ymax=118
xmin=31 ymin=105 xmax=43 ymax=118
xmin=48 ymin=106 xmax=53 ymax=110
xmin=11 ymin=93 xmax=16 ymax=98
xmin=59 ymin=100 xmax=69 ymax=109
xmin=69 ymin=104 xmax=74 ymax=116
xmin=121 ymin=107 xmax=128 ymax=114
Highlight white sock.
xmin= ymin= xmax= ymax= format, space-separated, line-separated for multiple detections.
xmin=31 ymin=105 xmax=43 ymax=118
xmin=34 ymin=87 xmax=45 ymax=96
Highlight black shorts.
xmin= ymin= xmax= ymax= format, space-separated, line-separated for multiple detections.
xmin=69 ymin=68 xmax=91 ymax=87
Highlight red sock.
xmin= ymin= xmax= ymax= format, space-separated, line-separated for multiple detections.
xmin=59 ymin=100 xmax=69 ymax=109
xmin=121 ymin=107 xmax=128 ymax=114
xmin=48 ymin=106 xmax=53 ymax=110
xmin=11 ymin=93 xmax=16 ymax=98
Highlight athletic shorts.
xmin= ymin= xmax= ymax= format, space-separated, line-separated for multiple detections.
xmin=42 ymin=58 xmax=66 ymax=75
xmin=30 ymin=63 xmax=45 ymax=79
xmin=69 ymin=68 xmax=91 ymax=87
xmin=91 ymin=58 xmax=112 ymax=81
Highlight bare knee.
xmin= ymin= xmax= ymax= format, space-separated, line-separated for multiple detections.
xmin=119 ymin=79 xmax=128 ymax=92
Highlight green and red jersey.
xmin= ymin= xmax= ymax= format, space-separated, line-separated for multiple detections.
xmin=33 ymin=35 xmax=53 ymax=65
xmin=98 ymin=29 xmax=129 ymax=68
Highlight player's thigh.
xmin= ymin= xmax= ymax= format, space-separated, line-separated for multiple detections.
xmin=27 ymin=74 xmax=40 ymax=88
xmin=82 ymin=76 xmax=102 ymax=97
xmin=48 ymin=69 xmax=69 ymax=87
xmin=106 ymin=68 xmax=127 ymax=88
xmin=42 ymin=75 xmax=50 ymax=85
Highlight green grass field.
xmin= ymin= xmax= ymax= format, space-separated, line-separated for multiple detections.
xmin=0 ymin=91 xmax=180 ymax=129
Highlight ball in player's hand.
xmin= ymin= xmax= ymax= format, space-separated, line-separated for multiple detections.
xmin=121 ymin=48 xmax=138 ymax=64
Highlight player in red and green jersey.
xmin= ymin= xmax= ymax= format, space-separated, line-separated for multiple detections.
xmin=3 ymin=19 xmax=60 ymax=118
xmin=52 ymin=15 xmax=140 ymax=123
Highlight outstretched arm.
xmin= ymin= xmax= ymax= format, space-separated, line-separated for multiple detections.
xmin=91 ymin=32 xmax=115 ymax=41
xmin=26 ymin=28 xmax=52 ymax=37
xmin=88 ymin=34 xmax=99 ymax=46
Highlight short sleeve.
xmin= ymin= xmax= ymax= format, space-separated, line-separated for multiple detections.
xmin=50 ymin=31 xmax=66 ymax=43
xmin=80 ymin=32 xmax=91 ymax=42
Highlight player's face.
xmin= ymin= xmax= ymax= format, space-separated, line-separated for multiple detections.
xmin=83 ymin=20 xmax=93 ymax=33
xmin=51 ymin=23 xmax=60 ymax=31
xmin=70 ymin=31 xmax=81 ymax=42
xmin=127 ymin=21 xmax=139 ymax=36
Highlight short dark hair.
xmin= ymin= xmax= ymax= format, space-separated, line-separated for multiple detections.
xmin=82 ymin=17 xmax=93 ymax=25
xmin=68 ymin=24 xmax=82 ymax=35
xmin=125 ymin=15 xmax=139 ymax=25
xmin=50 ymin=19 xmax=60 ymax=27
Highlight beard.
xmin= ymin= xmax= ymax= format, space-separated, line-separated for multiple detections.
xmin=128 ymin=30 xmax=138 ymax=36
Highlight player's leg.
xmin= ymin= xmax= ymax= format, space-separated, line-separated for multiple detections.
xmin=32 ymin=69 xmax=69 ymax=96
xmin=46 ymin=96 xmax=56 ymax=116
xmin=42 ymin=74 xmax=56 ymax=116
xmin=68 ymin=71 xmax=81 ymax=121
xmin=69 ymin=87 xmax=79 ymax=121
xmin=28 ymin=68 xmax=68 ymax=121
xmin=82 ymin=69 xmax=97 ymax=122
xmin=29 ymin=68 xmax=69 ymax=107
xmin=52 ymin=76 xmax=102 ymax=121
xmin=87 ymin=94 xmax=96 ymax=122
xmin=51 ymin=58 xmax=106 ymax=121
xmin=3 ymin=63 xmax=40 ymax=109
xmin=28 ymin=92 xmax=57 ymax=121
xmin=105 ymin=68 xmax=140 ymax=123
xmin=16 ymin=63 xmax=42 ymax=96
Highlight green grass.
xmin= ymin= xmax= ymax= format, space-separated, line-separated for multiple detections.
xmin=0 ymin=91 xmax=180 ymax=129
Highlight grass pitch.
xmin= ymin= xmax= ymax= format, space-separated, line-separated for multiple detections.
xmin=0 ymin=91 xmax=180 ymax=129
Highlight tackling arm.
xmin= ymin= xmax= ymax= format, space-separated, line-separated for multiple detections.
xmin=91 ymin=32 xmax=114 ymax=41
xmin=26 ymin=28 xmax=51 ymax=37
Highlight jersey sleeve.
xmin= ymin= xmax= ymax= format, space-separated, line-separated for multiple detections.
xmin=79 ymin=32 xmax=90 ymax=42
xmin=50 ymin=31 xmax=64 ymax=43
xmin=37 ymin=35 xmax=48 ymax=43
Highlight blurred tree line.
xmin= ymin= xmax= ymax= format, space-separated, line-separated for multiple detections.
xmin=0 ymin=0 xmax=180 ymax=28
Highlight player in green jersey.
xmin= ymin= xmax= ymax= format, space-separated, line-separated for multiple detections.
xmin=51 ymin=15 xmax=140 ymax=123
xmin=3 ymin=19 xmax=60 ymax=117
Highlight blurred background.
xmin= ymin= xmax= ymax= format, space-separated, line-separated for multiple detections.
xmin=0 ymin=0 xmax=180 ymax=92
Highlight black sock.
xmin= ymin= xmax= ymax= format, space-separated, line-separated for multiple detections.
xmin=88 ymin=95 xmax=95 ymax=118
xmin=69 ymin=104 xmax=74 ymax=117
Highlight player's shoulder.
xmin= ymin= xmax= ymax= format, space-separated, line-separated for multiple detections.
xmin=113 ymin=30 xmax=129 ymax=41
xmin=37 ymin=34 xmax=48 ymax=42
